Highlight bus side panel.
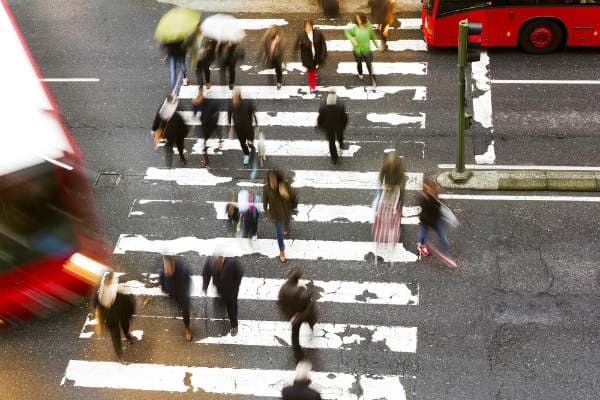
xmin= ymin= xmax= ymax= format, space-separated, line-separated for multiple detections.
xmin=431 ymin=9 xmax=488 ymax=47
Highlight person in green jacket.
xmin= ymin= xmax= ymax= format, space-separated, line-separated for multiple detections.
xmin=345 ymin=13 xmax=380 ymax=86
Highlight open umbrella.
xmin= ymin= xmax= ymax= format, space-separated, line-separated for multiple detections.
xmin=200 ymin=14 xmax=246 ymax=43
xmin=155 ymin=7 xmax=201 ymax=44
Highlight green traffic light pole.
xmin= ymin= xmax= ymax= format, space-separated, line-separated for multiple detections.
xmin=450 ymin=19 xmax=473 ymax=183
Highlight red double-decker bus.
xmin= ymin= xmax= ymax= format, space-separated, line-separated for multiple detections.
xmin=0 ymin=0 xmax=110 ymax=326
xmin=422 ymin=0 xmax=600 ymax=53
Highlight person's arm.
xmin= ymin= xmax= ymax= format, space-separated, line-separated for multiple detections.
xmin=262 ymin=185 xmax=270 ymax=217
xmin=252 ymin=103 xmax=259 ymax=127
xmin=344 ymin=26 xmax=357 ymax=45
xmin=151 ymin=109 xmax=161 ymax=133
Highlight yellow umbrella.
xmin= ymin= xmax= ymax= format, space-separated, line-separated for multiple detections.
xmin=154 ymin=7 xmax=201 ymax=44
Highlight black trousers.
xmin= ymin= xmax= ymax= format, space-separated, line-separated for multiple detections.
xmin=220 ymin=61 xmax=236 ymax=86
xmin=165 ymin=136 xmax=185 ymax=168
xmin=354 ymin=52 xmax=373 ymax=76
xmin=195 ymin=59 xmax=211 ymax=86
xmin=236 ymin=128 xmax=255 ymax=156
xmin=270 ymin=55 xmax=283 ymax=84
xmin=327 ymin=129 xmax=345 ymax=163
xmin=224 ymin=288 xmax=239 ymax=329
xmin=177 ymin=297 xmax=191 ymax=329
xmin=106 ymin=317 xmax=130 ymax=358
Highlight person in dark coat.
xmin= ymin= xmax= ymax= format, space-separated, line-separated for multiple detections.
xmin=93 ymin=272 xmax=136 ymax=363
xmin=294 ymin=20 xmax=327 ymax=91
xmin=368 ymin=0 xmax=396 ymax=51
xmin=417 ymin=176 xmax=448 ymax=257
xmin=163 ymin=40 xmax=188 ymax=90
xmin=281 ymin=360 xmax=322 ymax=400
xmin=190 ymin=31 xmax=217 ymax=89
xmin=227 ymin=88 xmax=258 ymax=165
xmin=151 ymin=94 xmax=189 ymax=168
xmin=259 ymin=26 xmax=286 ymax=89
xmin=263 ymin=170 xmax=297 ymax=263
xmin=217 ymin=41 xmax=245 ymax=90
xmin=278 ymin=267 xmax=317 ymax=362
xmin=159 ymin=255 xmax=193 ymax=341
xmin=202 ymin=255 xmax=243 ymax=336
xmin=192 ymin=90 xmax=221 ymax=168
xmin=317 ymin=88 xmax=348 ymax=164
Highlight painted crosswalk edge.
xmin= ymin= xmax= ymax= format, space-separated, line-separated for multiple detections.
xmin=61 ymin=360 xmax=410 ymax=399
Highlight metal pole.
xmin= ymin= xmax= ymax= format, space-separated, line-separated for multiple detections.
xmin=451 ymin=20 xmax=473 ymax=183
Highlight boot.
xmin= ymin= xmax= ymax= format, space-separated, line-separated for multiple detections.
xmin=201 ymin=153 xmax=209 ymax=168
xmin=279 ymin=250 xmax=286 ymax=264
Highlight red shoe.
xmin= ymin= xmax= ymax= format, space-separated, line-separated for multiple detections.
xmin=418 ymin=244 xmax=430 ymax=257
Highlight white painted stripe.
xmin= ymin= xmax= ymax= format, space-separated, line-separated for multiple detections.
xmin=113 ymin=235 xmax=418 ymax=263
xmin=254 ymin=61 xmax=306 ymax=74
xmin=492 ymin=79 xmax=600 ymax=85
xmin=471 ymin=50 xmax=493 ymax=129
xmin=179 ymin=85 xmax=427 ymax=101
xmin=144 ymin=168 xmax=424 ymax=190
xmin=210 ymin=201 xmax=421 ymax=224
xmin=397 ymin=18 xmax=422 ymax=30
xmin=234 ymin=18 xmax=288 ymax=29
xmin=367 ymin=112 xmax=426 ymax=128
xmin=337 ymin=62 xmax=427 ymax=75
xmin=438 ymin=164 xmax=600 ymax=171
xmin=440 ymin=194 xmax=600 ymax=202
xmin=194 ymin=139 xmax=361 ymax=157
xmin=40 ymin=78 xmax=100 ymax=82
xmin=314 ymin=19 xmax=421 ymax=30
xmin=80 ymin=316 xmax=417 ymax=353
xmin=62 ymin=360 xmax=410 ymax=399
xmin=120 ymin=275 xmax=419 ymax=305
xmin=180 ymin=111 xmax=319 ymax=127
xmin=326 ymin=39 xmax=427 ymax=52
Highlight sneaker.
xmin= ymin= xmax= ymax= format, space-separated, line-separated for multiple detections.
xmin=230 ymin=327 xmax=238 ymax=336
xmin=357 ymin=74 xmax=364 ymax=80
xmin=243 ymin=155 xmax=250 ymax=165
xmin=276 ymin=82 xmax=282 ymax=90
xmin=182 ymin=77 xmax=189 ymax=86
xmin=418 ymin=244 xmax=430 ymax=257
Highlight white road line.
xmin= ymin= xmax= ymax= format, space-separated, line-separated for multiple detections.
xmin=367 ymin=112 xmax=426 ymax=128
xmin=80 ymin=316 xmax=417 ymax=353
xmin=62 ymin=360 xmax=411 ymax=399
xmin=113 ymin=235 xmax=418 ymax=263
xmin=397 ymin=18 xmax=422 ymax=30
xmin=119 ymin=275 xmax=420 ymax=305
xmin=326 ymin=39 xmax=427 ymax=52
xmin=144 ymin=168 xmax=424 ymax=190
xmin=440 ymin=194 xmax=600 ymax=202
xmin=492 ymin=80 xmax=600 ymax=85
xmin=474 ymin=140 xmax=495 ymax=165
xmin=437 ymin=164 xmax=600 ymax=171
xmin=196 ymin=139 xmax=361 ymax=157
xmin=179 ymin=85 xmax=427 ymax=101
xmin=40 ymin=78 xmax=100 ymax=82
xmin=314 ymin=18 xmax=421 ymax=30
xmin=234 ymin=18 xmax=288 ymax=29
xmin=337 ymin=62 xmax=427 ymax=75
xmin=79 ymin=314 xmax=144 ymax=340
xmin=471 ymin=50 xmax=493 ymax=129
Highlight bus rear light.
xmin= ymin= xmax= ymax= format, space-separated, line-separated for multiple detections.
xmin=506 ymin=31 xmax=511 ymax=37
xmin=63 ymin=253 xmax=110 ymax=285
xmin=594 ymin=31 xmax=598 ymax=36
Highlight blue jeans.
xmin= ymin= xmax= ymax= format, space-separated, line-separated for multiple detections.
xmin=419 ymin=223 xmax=448 ymax=254
xmin=275 ymin=223 xmax=285 ymax=251
xmin=169 ymin=55 xmax=187 ymax=90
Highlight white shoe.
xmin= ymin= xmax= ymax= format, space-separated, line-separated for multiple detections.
xmin=182 ymin=77 xmax=189 ymax=86
xmin=357 ymin=74 xmax=364 ymax=80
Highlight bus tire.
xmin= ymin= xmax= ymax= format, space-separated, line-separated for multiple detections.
xmin=519 ymin=19 xmax=564 ymax=54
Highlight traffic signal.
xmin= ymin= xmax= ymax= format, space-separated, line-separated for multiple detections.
xmin=466 ymin=22 xmax=482 ymax=63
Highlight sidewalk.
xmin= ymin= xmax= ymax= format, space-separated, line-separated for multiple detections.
xmin=156 ymin=0 xmax=423 ymax=13
xmin=438 ymin=170 xmax=600 ymax=192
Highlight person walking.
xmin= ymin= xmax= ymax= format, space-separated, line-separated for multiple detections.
xmin=93 ymin=272 xmax=136 ymax=363
xmin=163 ymin=40 xmax=189 ymax=90
xmin=317 ymin=88 xmax=348 ymax=164
xmin=259 ymin=26 xmax=286 ymax=89
xmin=373 ymin=151 xmax=407 ymax=244
xmin=345 ymin=13 xmax=379 ymax=86
xmin=368 ymin=0 xmax=396 ymax=51
xmin=151 ymin=94 xmax=189 ymax=168
xmin=281 ymin=360 xmax=322 ymax=400
xmin=202 ymin=255 xmax=244 ymax=336
xmin=159 ymin=255 xmax=193 ymax=341
xmin=263 ymin=170 xmax=297 ymax=263
xmin=192 ymin=89 xmax=221 ymax=168
xmin=278 ymin=267 xmax=317 ymax=362
xmin=417 ymin=177 xmax=454 ymax=261
xmin=295 ymin=20 xmax=327 ymax=92
xmin=227 ymin=88 xmax=258 ymax=165
xmin=217 ymin=41 xmax=245 ymax=90
xmin=190 ymin=30 xmax=217 ymax=90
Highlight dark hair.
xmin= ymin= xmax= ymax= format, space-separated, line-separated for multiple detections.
xmin=287 ymin=266 xmax=303 ymax=282
xmin=267 ymin=169 xmax=284 ymax=183
xmin=356 ymin=13 xmax=367 ymax=25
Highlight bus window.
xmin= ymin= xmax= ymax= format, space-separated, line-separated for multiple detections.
xmin=438 ymin=0 xmax=489 ymax=15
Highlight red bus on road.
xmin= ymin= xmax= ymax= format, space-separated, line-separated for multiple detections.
xmin=0 ymin=0 xmax=110 ymax=326
xmin=422 ymin=0 xmax=600 ymax=53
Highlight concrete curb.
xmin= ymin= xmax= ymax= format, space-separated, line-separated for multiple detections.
xmin=437 ymin=170 xmax=600 ymax=192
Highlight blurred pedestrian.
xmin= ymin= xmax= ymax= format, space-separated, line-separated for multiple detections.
xmin=372 ymin=151 xmax=407 ymax=243
xmin=159 ymin=255 xmax=193 ymax=341
xmin=151 ymin=94 xmax=189 ymax=168
xmin=317 ymin=88 xmax=348 ymax=164
xmin=224 ymin=190 xmax=260 ymax=238
xmin=93 ymin=272 xmax=136 ymax=364
xmin=295 ymin=20 xmax=327 ymax=92
xmin=278 ymin=267 xmax=317 ymax=362
xmin=192 ymin=89 xmax=221 ymax=168
xmin=417 ymin=177 xmax=449 ymax=257
xmin=281 ymin=360 xmax=322 ymax=400
xmin=190 ymin=29 xmax=217 ymax=90
xmin=259 ymin=26 xmax=286 ymax=89
xmin=263 ymin=170 xmax=297 ymax=263
xmin=368 ymin=0 xmax=396 ymax=51
xmin=345 ymin=13 xmax=379 ymax=86
xmin=202 ymin=255 xmax=244 ymax=336
xmin=227 ymin=88 xmax=258 ymax=165
xmin=217 ymin=41 xmax=245 ymax=90
xmin=163 ymin=40 xmax=189 ymax=90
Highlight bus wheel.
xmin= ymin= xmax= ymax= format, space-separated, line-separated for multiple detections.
xmin=519 ymin=19 xmax=563 ymax=54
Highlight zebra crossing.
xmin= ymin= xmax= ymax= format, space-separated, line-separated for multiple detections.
xmin=61 ymin=15 xmax=430 ymax=399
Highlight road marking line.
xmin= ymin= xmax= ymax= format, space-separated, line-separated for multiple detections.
xmin=40 ymin=78 xmax=100 ymax=82
xmin=326 ymin=39 xmax=427 ymax=52
xmin=337 ymin=62 xmax=427 ymax=75
xmin=438 ymin=164 xmax=600 ymax=171
xmin=61 ymin=360 xmax=412 ymax=399
xmin=492 ymin=79 xmax=600 ymax=85
xmin=234 ymin=18 xmax=288 ymax=29
xmin=191 ymin=139 xmax=362 ymax=157
xmin=440 ymin=194 xmax=600 ymax=202
xmin=367 ymin=112 xmax=426 ymax=128
xmin=314 ymin=18 xmax=421 ymax=30
xmin=471 ymin=50 xmax=493 ymax=129
xmin=80 ymin=316 xmax=417 ymax=353
xmin=113 ymin=235 xmax=418 ymax=263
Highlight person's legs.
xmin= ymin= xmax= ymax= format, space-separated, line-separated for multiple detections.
xmin=107 ymin=322 xmax=123 ymax=359
xmin=179 ymin=56 xmax=187 ymax=81
xmin=418 ymin=225 xmax=429 ymax=245
xmin=225 ymin=295 xmax=238 ymax=330
xmin=365 ymin=52 xmax=374 ymax=76
xmin=195 ymin=64 xmax=204 ymax=87
xmin=328 ymin=132 xmax=338 ymax=164
xmin=336 ymin=128 xmax=345 ymax=149
xmin=238 ymin=135 xmax=250 ymax=155
xmin=176 ymin=137 xmax=186 ymax=165
xmin=168 ymin=56 xmax=177 ymax=90
xmin=354 ymin=53 xmax=364 ymax=76
xmin=434 ymin=222 xmax=449 ymax=254
xmin=228 ymin=62 xmax=236 ymax=88
xmin=164 ymin=138 xmax=174 ymax=168
xmin=273 ymin=58 xmax=283 ymax=85
xmin=306 ymin=69 xmax=317 ymax=89
xmin=275 ymin=222 xmax=285 ymax=251
xmin=291 ymin=319 xmax=304 ymax=361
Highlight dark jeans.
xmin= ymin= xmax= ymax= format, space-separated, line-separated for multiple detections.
xmin=168 ymin=55 xmax=187 ymax=91
xmin=107 ymin=317 xmax=131 ymax=358
xmin=236 ymin=128 xmax=255 ymax=156
xmin=195 ymin=59 xmax=211 ymax=87
xmin=326 ymin=129 xmax=344 ymax=163
xmin=220 ymin=61 xmax=236 ymax=86
xmin=224 ymin=288 xmax=239 ymax=329
xmin=164 ymin=136 xmax=185 ymax=168
xmin=177 ymin=297 xmax=191 ymax=329
xmin=354 ymin=52 xmax=373 ymax=76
